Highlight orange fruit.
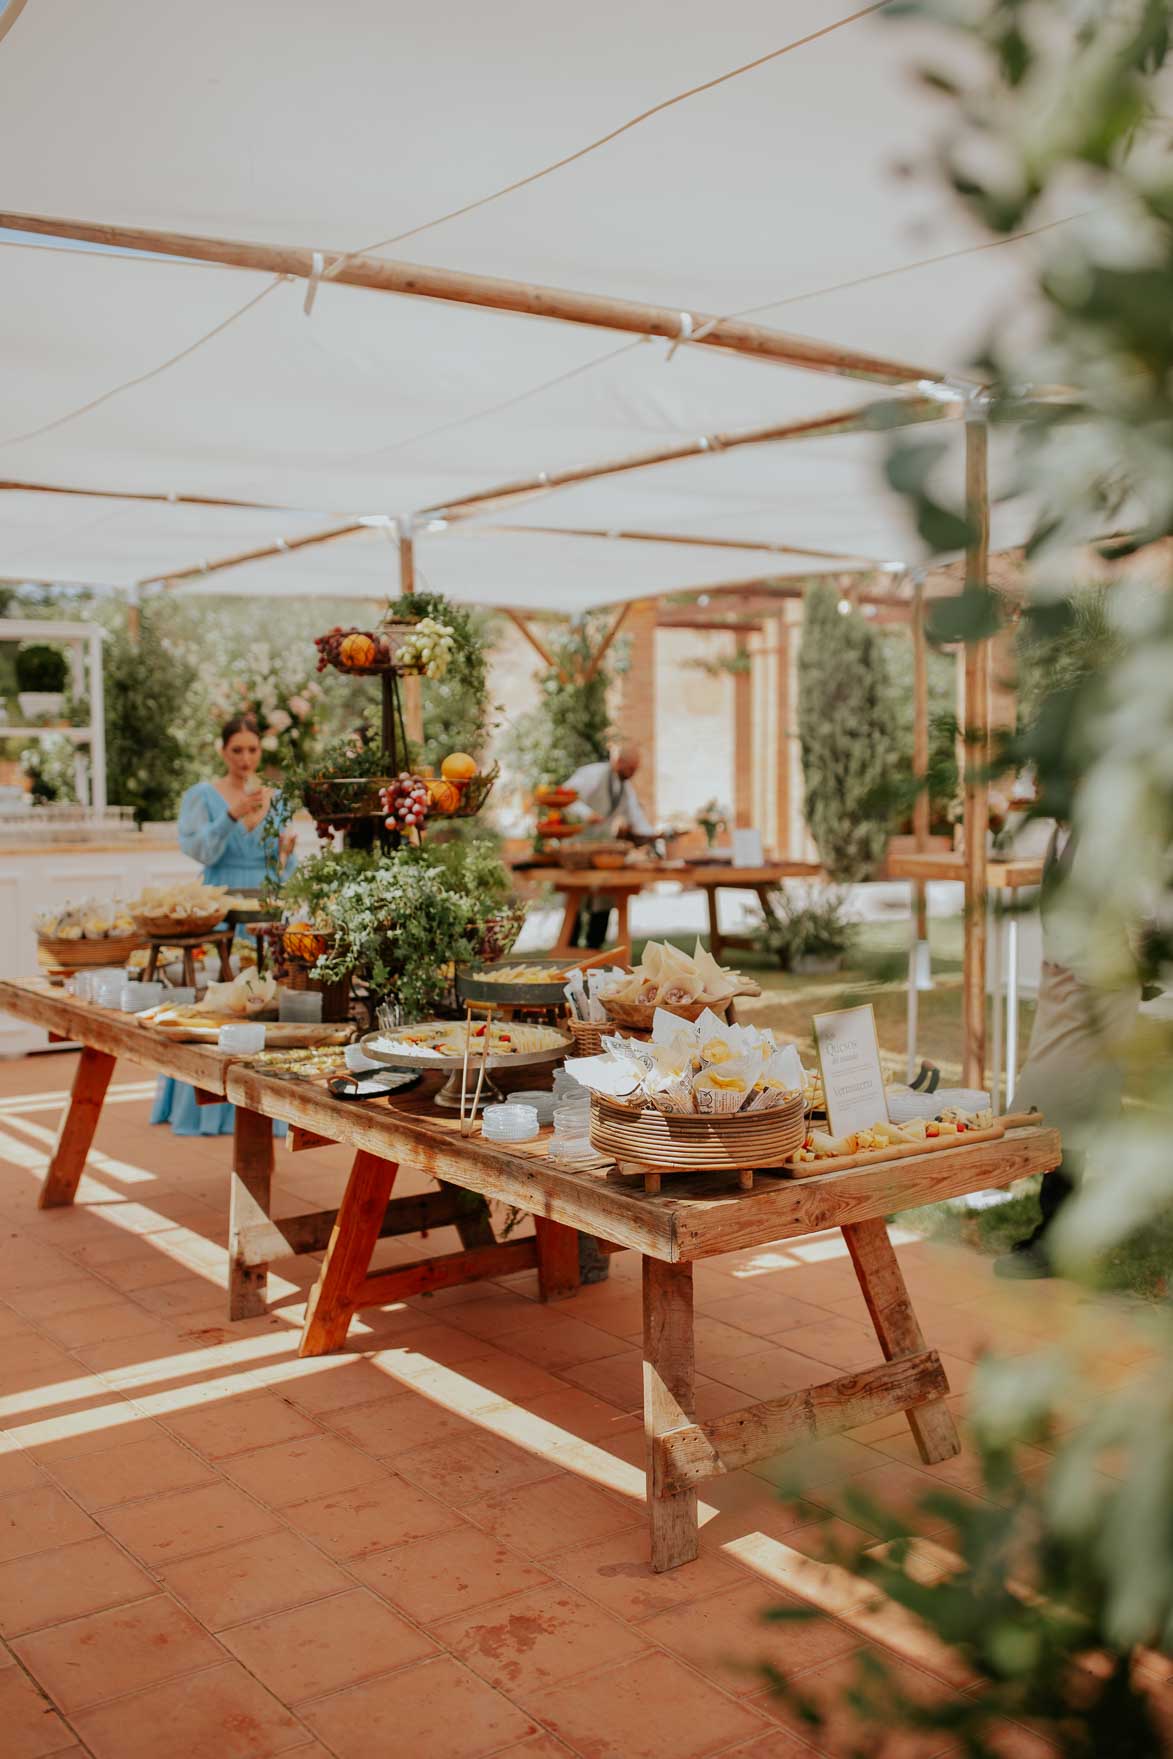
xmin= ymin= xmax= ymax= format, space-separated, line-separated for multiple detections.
xmin=426 ymin=778 xmax=461 ymax=813
xmin=441 ymin=752 xmax=477 ymax=782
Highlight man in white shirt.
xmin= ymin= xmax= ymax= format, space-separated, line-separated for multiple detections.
xmin=562 ymin=745 xmax=654 ymax=946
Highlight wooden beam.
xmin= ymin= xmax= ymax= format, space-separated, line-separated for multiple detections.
xmin=38 ymin=1045 xmax=115 ymax=1209
xmin=656 ymin=1350 xmax=949 ymax=1493
xmin=353 ymin=1237 xmax=537 ymax=1305
xmin=503 ymin=606 xmax=558 ymax=672
xmin=643 ymin=1258 xmax=698 ymax=1570
xmin=962 ymin=415 xmax=991 ymax=1090
xmin=231 ymin=1187 xmax=476 ymax=1264
xmin=732 ymin=631 xmax=754 ymax=829
xmin=228 ymin=1106 xmax=276 ymax=1320
xmin=0 ymin=210 xmax=957 ymax=390
xmin=147 ymin=519 xmax=367 ymax=589
xmin=844 ymin=1217 xmax=961 ymax=1464
xmin=398 ymin=531 xmax=424 ymax=744
xmin=425 ymin=398 xmax=956 ymax=522
xmin=912 ymin=577 xmax=930 ymax=940
xmin=775 ymin=612 xmax=793 ymax=858
xmin=581 ymin=601 xmax=631 ymax=685
xmin=489 ymin=522 xmax=882 ymax=567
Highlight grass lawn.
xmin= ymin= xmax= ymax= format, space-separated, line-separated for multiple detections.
xmin=625 ymin=918 xmax=1169 ymax=1302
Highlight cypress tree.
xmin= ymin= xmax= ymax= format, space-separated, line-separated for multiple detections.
xmin=798 ymin=583 xmax=901 ymax=881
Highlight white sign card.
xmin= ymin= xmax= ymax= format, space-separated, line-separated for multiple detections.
xmin=731 ymin=827 xmax=763 ymax=867
xmin=812 ymin=1004 xmax=888 ymax=1140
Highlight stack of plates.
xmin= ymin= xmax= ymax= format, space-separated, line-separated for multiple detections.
xmin=589 ymin=1094 xmax=804 ymax=1172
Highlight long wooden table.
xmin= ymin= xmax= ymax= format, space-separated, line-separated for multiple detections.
xmin=520 ymin=860 xmax=823 ymax=958
xmin=3 ymin=977 xmax=1062 ymax=1573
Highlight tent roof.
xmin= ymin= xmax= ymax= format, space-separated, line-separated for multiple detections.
xmin=0 ymin=0 xmax=1073 ymax=605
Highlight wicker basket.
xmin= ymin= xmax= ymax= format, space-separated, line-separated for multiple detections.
xmin=132 ymin=910 xmax=229 ymax=939
xmin=36 ymin=932 xmax=145 ymax=973
xmin=568 ymin=1018 xmax=651 ymax=1056
xmin=590 ymin=1091 xmax=805 ymax=1179
xmin=601 ymin=994 xmax=729 ymax=1033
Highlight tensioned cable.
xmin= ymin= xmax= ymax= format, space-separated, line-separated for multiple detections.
xmin=321 ymin=0 xmax=893 ymax=279
xmin=0 ymin=272 xmax=285 ymax=450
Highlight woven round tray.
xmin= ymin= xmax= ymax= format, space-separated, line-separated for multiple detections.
xmin=589 ymin=1093 xmax=805 ymax=1171
xmin=133 ymin=911 xmax=229 ymax=939
xmin=36 ymin=932 xmax=145 ymax=972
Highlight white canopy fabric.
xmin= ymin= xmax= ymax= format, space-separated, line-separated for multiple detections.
xmin=0 ymin=0 xmax=1067 ymax=604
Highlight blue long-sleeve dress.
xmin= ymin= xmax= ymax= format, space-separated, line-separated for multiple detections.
xmin=150 ymin=781 xmax=294 ymax=1137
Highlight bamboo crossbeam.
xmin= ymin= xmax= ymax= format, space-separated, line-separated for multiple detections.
xmin=424 ymin=396 xmax=958 ymax=522
xmin=146 ymin=519 xmax=366 ymax=587
xmin=0 ymin=210 xmax=958 ymax=390
xmin=487 ymin=522 xmax=883 ymax=566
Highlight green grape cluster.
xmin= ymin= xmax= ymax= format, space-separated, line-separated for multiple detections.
xmin=398 ymin=617 xmax=457 ymax=680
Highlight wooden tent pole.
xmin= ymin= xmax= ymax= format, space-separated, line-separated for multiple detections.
xmin=911 ymin=576 xmax=930 ymax=940
xmin=398 ymin=528 xmax=424 ymax=747
xmin=0 ymin=209 xmax=958 ymax=391
xmin=732 ymin=632 xmax=754 ymax=830
xmin=962 ymin=414 xmax=991 ymax=1090
xmin=774 ymin=611 xmax=793 ymax=858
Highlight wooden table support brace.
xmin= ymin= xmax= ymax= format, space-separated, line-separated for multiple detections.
xmin=843 ymin=1216 xmax=961 ymax=1464
xmin=300 ymin=1150 xmax=400 ymax=1356
xmin=39 ymin=1044 xmax=115 ymax=1208
xmin=655 ymin=1350 xmax=949 ymax=1494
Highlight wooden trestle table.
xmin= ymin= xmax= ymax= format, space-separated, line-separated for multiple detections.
xmin=518 ymin=860 xmax=822 ymax=961
xmin=3 ymin=977 xmax=1061 ymax=1573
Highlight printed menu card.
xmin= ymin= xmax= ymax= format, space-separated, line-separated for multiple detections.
xmin=812 ymin=1004 xmax=888 ymax=1141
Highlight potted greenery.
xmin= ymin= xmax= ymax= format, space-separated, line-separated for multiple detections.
xmin=274 ymin=839 xmax=513 ymax=1018
xmin=754 ymin=884 xmax=856 ymax=975
xmin=277 ymin=712 xmax=400 ymax=849
xmin=16 ymin=644 xmax=68 ymax=722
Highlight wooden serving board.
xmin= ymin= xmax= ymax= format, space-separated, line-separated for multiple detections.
xmin=148 ymin=1021 xmax=353 ymax=1048
xmin=781 ymin=1121 xmax=1007 ymax=1179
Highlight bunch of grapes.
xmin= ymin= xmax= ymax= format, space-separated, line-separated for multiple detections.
xmin=381 ymin=773 xmax=431 ymax=834
xmin=396 ymin=617 xmax=456 ymax=681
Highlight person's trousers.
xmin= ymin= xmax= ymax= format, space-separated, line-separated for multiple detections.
xmin=570 ymin=906 xmax=612 ymax=950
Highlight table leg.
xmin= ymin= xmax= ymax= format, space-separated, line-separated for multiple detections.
xmin=300 ymin=1151 xmax=399 ymax=1356
xmin=553 ymin=890 xmax=581 ymax=956
xmin=642 ymin=1256 xmax=699 ymax=1571
xmin=228 ymin=1105 xmax=276 ymax=1320
xmin=703 ymin=886 xmax=722 ymax=962
xmin=534 ymin=1216 xmax=580 ymax=1301
xmin=842 ymin=1217 xmax=960 ymax=1465
xmin=38 ymin=1045 xmax=116 ymax=1209
xmin=613 ymin=891 xmax=630 ymax=952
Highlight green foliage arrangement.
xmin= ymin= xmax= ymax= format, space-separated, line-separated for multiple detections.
xmin=15 ymin=643 xmax=67 ymax=693
xmin=504 ymin=614 xmax=614 ymax=789
xmin=797 ymin=584 xmax=902 ymax=880
xmin=387 ymin=590 xmax=497 ymax=767
xmin=104 ymin=608 xmax=198 ymax=824
xmin=752 ymin=883 xmax=856 ymax=970
xmin=278 ymin=840 xmax=512 ymax=1017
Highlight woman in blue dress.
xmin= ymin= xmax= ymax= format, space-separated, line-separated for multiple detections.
xmin=151 ymin=714 xmax=297 ymax=1137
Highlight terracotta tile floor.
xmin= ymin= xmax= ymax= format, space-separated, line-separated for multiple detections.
xmin=0 ymin=1050 xmax=1160 ymax=1758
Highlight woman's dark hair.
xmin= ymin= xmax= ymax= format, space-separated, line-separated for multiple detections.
xmin=219 ymin=713 xmax=261 ymax=746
